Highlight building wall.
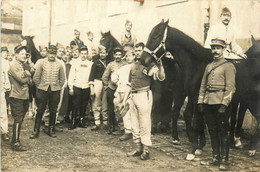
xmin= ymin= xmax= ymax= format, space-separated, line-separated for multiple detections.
xmin=22 ymin=0 xmax=260 ymax=52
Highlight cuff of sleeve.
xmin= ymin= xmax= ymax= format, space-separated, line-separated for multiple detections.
xmin=89 ymin=81 xmax=94 ymax=86
xmin=126 ymin=82 xmax=131 ymax=87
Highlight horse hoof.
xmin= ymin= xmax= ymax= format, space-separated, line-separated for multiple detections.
xmin=234 ymin=137 xmax=243 ymax=149
xmin=249 ymin=150 xmax=256 ymax=157
xmin=195 ymin=149 xmax=203 ymax=156
xmin=186 ymin=154 xmax=195 ymax=161
xmin=172 ymin=139 xmax=181 ymax=145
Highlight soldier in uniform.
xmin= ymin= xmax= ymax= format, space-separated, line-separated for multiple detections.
xmin=8 ymin=44 xmax=33 ymax=151
xmin=70 ymin=29 xmax=84 ymax=49
xmin=198 ymin=38 xmax=236 ymax=170
xmin=30 ymin=45 xmax=65 ymax=139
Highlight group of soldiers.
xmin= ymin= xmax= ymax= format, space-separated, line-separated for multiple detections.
xmin=0 ymin=7 xmax=250 ymax=171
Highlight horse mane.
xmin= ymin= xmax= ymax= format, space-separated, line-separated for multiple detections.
xmin=168 ymin=26 xmax=212 ymax=62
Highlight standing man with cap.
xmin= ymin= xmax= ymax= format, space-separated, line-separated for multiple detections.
xmin=121 ymin=20 xmax=137 ymax=48
xmin=89 ymin=45 xmax=110 ymax=131
xmin=70 ymin=29 xmax=84 ymax=49
xmin=121 ymin=42 xmax=165 ymax=160
xmin=204 ymin=7 xmax=247 ymax=60
xmin=30 ymin=45 xmax=65 ymax=139
xmin=68 ymin=45 xmax=93 ymax=129
xmin=8 ymin=44 xmax=32 ymax=151
xmin=102 ymin=47 xmax=126 ymax=134
xmin=198 ymin=38 xmax=236 ymax=170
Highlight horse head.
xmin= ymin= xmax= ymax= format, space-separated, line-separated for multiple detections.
xmin=21 ymin=35 xmax=42 ymax=63
xmin=141 ymin=19 xmax=169 ymax=68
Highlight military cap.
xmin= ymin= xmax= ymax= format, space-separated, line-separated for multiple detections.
xmin=79 ymin=45 xmax=88 ymax=52
xmin=221 ymin=7 xmax=231 ymax=15
xmin=210 ymin=38 xmax=226 ymax=48
xmin=113 ymin=46 xmax=123 ymax=54
xmin=48 ymin=45 xmax=57 ymax=54
xmin=56 ymin=43 xmax=64 ymax=50
xmin=98 ymin=45 xmax=107 ymax=51
xmin=14 ymin=44 xmax=27 ymax=53
xmin=39 ymin=45 xmax=47 ymax=52
xmin=1 ymin=46 xmax=9 ymax=52
xmin=74 ymin=29 xmax=80 ymax=34
xmin=71 ymin=46 xmax=79 ymax=52
xmin=86 ymin=31 xmax=93 ymax=36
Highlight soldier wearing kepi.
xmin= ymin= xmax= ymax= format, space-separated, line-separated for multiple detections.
xmin=198 ymin=38 xmax=236 ymax=171
xmin=8 ymin=44 xmax=33 ymax=151
xmin=30 ymin=45 xmax=65 ymax=139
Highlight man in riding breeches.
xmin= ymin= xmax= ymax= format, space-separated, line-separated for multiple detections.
xmin=198 ymin=38 xmax=236 ymax=170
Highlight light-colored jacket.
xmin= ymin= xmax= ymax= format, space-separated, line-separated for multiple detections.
xmin=198 ymin=57 xmax=236 ymax=106
xmin=204 ymin=22 xmax=243 ymax=55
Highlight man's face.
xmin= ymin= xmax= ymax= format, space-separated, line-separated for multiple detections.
xmin=57 ymin=48 xmax=65 ymax=59
xmin=88 ymin=33 xmax=93 ymax=41
xmin=221 ymin=13 xmax=231 ymax=25
xmin=47 ymin=53 xmax=56 ymax=61
xmin=211 ymin=45 xmax=224 ymax=59
xmin=8 ymin=54 xmax=14 ymax=61
xmin=40 ymin=48 xmax=48 ymax=57
xmin=1 ymin=51 xmax=8 ymax=59
xmin=62 ymin=53 xmax=69 ymax=62
xmin=72 ymin=50 xmax=79 ymax=59
xmin=125 ymin=22 xmax=132 ymax=32
xmin=114 ymin=52 xmax=123 ymax=62
xmin=80 ymin=50 xmax=88 ymax=61
xmin=75 ymin=32 xmax=80 ymax=39
xmin=134 ymin=46 xmax=143 ymax=59
xmin=125 ymin=52 xmax=135 ymax=64
xmin=99 ymin=49 xmax=107 ymax=60
xmin=16 ymin=49 xmax=27 ymax=63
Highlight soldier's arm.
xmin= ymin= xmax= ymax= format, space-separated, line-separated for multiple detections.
xmin=68 ymin=64 xmax=76 ymax=90
xmin=198 ymin=66 xmax=208 ymax=104
xmin=9 ymin=65 xmax=30 ymax=84
xmin=59 ymin=63 xmax=65 ymax=88
xmin=102 ymin=63 xmax=111 ymax=88
xmin=221 ymin=63 xmax=236 ymax=106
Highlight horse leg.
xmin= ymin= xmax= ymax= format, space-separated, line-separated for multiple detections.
xmin=234 ymin=102 xmax=247 ymax=148
xmin=183 ymin=98 xmax=193 ymax=143
xmin=172 ymin=97 xmax=185 ymax=144
xmin=230 ymin=100 xmax=239 ymax=145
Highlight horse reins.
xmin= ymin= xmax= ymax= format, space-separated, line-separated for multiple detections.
xmin=143 ymin=26 xmax=168 ymax=63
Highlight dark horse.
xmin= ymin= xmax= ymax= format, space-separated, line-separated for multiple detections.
xmin=141 ymin=20 xmax=260 ymax=156
xmin=100 ymin=31 xmax=186 ymax=134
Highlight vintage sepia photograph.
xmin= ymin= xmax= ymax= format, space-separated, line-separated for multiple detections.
xmin=1 ymin=0 xmax=260 ymax=171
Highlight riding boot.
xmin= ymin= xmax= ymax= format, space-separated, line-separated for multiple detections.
xmin=30 ymin=113 xmax=43 ymax=139
xmin=11 ymin=123 xmax=27 ymax=151
xmin=127 ymin=142 xmax=143 ymax=157
xmin=75 ymin=109 xmax=81 ymax=128
xmin=79 ymin=106 xmax=87 ymax=128
xmin=69 ymin=109 xmax=76 ymax=130
xmin=48 ymin=126 xmax=57 ymax=138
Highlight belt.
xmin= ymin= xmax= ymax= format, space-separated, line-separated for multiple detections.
xmin=206 ymin=89 xmax=224 ymax=92
xmin=131 ymin=86 xmax=150 ymax=94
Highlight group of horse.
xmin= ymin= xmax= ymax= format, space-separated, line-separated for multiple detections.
xmin=22 ymin=19 xmax=260 ymax=157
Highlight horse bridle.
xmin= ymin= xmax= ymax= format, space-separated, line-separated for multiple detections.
xmin=143 ymin=26 xmax=168 ymax=63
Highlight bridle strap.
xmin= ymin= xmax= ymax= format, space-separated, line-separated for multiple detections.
xmin=143 ymin=26 xmax=168 ymax=63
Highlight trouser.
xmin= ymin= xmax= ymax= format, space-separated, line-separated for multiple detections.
xmin=72 ymin=87 xmax=90 ymax=120
xmin=92 ymin=79 xmax=108 ymax=125
xmin=106 ymin=88 xmax=116 ymax=130
xmin=9 ymin=97 xmax=29 ymax=144
xmin=204 ymin=104 xmax=230 ymax=161
xmin=114 ymin=91 xmax=131 ymax=134
xmin=130 ymin=90 xmax=153 ymax=146
xmin=33 ymin=88 xmax=60 ymax=132
xmin=1 ymin=91 xmax=8 ymax=134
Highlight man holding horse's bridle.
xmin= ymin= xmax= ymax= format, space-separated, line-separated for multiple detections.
xmin=198 ymin=38 xmax=236 ymax=171
xmin=204 ymin=7 xmax=247 ymax=60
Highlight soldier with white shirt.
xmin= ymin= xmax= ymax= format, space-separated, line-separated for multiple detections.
xmin=68 ymin=45 xmax=93 ymax=129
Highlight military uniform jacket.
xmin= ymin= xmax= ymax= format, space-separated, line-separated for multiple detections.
xmin=198 ymin=57 xmax=236 ymax=106
xmin=70 ymin=38 xmax=84 ymax=49
xmin=8 ymin=60 xmax=31 ymax=100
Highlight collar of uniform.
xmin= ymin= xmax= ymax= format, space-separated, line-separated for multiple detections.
xmin=213 ymin=56 xmax=226 ymax=64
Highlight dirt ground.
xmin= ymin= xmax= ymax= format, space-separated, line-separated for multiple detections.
xmin=1 ymin=116 xmax=260 ymax=172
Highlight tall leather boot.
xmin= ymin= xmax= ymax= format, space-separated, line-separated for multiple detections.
xmin=219 ymin=126 xmax=230 ymax=170
xmin=69 ymin=109 xmax=76 ymax=130
xmin=79 ymin=106 xmax=87 ymax=128
xmin=48 ymin=113 xmax=57 ymax=138
xmin=11 ymin=123 xmax=27 ymax=151
xmin=140 ymin=145 xmax=150 ymax=160
xmin=127 ymin=142 xmax=143 ymax=157
xmin=30 ymin=113 xmax=43 ymax=139
xmin=48 ymin=126 xmax=57 ymax=138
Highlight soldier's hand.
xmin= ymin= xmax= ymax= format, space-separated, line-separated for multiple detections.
xmin=69 ymin=89 xmax=74 ymax=96
xmin=218 ymin=104 xmax=227 ymax=114
xmin=198 ymin=104 xmax=204 ymax=113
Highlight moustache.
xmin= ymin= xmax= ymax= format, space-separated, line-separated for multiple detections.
xmin=213 ymin=52 xmax=219 ymax=56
